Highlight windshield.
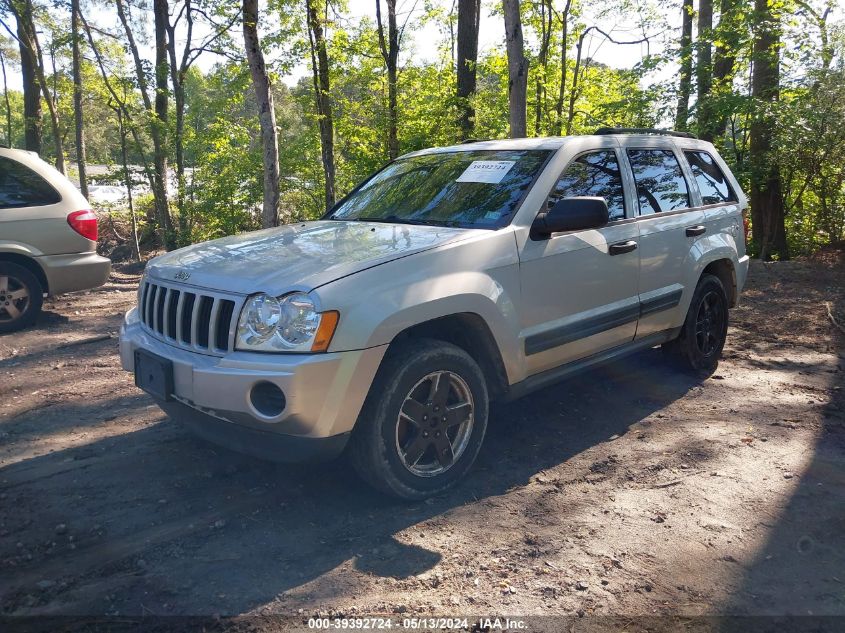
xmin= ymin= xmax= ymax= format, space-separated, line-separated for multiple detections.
xmin=327 ymin=149 xmax=551 ymax=229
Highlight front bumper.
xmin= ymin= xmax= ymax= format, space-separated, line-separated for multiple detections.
xmin=119 ymin=312 xmax=387 ymax=461
xmin=38 ymin=251 xmax=111 ymax=296
xmin=158 ymin=399 xmax=351 ymax=462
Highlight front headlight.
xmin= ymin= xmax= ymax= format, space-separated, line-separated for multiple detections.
xmin=235 ymin=292 xmax=339 ymax=353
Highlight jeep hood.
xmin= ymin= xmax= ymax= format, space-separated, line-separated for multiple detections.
xmin=145 ymin=220 xmax=474 ymax=295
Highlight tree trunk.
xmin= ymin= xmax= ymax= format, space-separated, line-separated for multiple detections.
xmin=449 ymin=0 xmax=456 ymax=66
xmin=566 ymin=30 xmax=586 ymax=135
xmin=243 ymin=0 xmax=281 ymax=228
xmin=165 ymin=21 xmax=187 ymax=236
xmin=534 ymin=0 xmax=552 ymax=136
xmin=713 ymin=0 xmax=739 ymax=85
xmin=503 ymin=0 xmax=527 ymax=138
xmin=710 ymin=0 xmax=741 ymax=137
xmin=115 ymin=107 xmax=141 ymax=261
xmin=7 ymin=0 xmax=61 ymax=168
xmin=165 ymin=1 xmax=192 ymax=237
xmin=116 ymin=0 xmax=173 ymax=249
xmin=13 ymin=0 xmax=40 ymax=153
xmin=553 ymin=0 xmax=572 ymax=136
xmin=1 ymin=49 xmax=11 ymax=146
xmin=696 ymin=0 xmax=714 ymax=140
xmin=166 ymin=2 xmax=230 ymax=237
xmin=32 ymin=32 xmax=64 ymax=173
xmin=71 ymin=0 xmax=88 ymax=198
xmin=675 ymin=0 xmax=693 ymax=131
xmin=152 ymin=0 xmax=174 ymax=247
xmin=171 ymin=67 xmax=187 ymax=234
xmin=307 ymin=0 xmax=336 ymax=211
xmin=376 ymin=0 xmax=399 ymax=159
xmin=455 ymin=0 xmax=480 ymax=139
xmin=749 ymin=0 xmax=788 ymax=260
xmin=10 ymin=0 xmax=63 ymax=171
xmin=115 ymin=0 xmax=151 ymax=110
xmin=81 ymin=8 xmax=156 ymax=199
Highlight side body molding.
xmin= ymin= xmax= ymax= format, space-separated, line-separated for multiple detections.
xmin=523 ymin=286 xmax=683 ymax=356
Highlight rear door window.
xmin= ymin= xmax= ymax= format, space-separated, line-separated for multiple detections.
xmin=626 ymin=149 xmax=690 ymax=215
xmin=0 ymin=157 xmax=62 ymax=209
xmin=684 ymin=150 xmax=737 ymax=205
xmin=548 ymin=150 xmax=626 ymax=221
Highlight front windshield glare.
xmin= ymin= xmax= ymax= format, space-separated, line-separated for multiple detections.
xmin=328 ymin=149 xmax=551 ymax=229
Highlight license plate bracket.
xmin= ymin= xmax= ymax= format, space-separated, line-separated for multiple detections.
xmin=134 ymin=349 xmax=174 ymax=402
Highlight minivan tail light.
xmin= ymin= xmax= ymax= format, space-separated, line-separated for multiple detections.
xmin=67 ymin=210 xmax=98 ymax=241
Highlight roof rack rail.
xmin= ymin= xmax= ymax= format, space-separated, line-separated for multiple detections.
xmin=460 ymin=138 xmax=489 ymax=144
xmin=593 ymin=127 xmax=697 ymax=139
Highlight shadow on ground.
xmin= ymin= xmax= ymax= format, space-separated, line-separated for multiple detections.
xmin=1 ymin=349 xmax=701 ymax=615
xmin=723 ymin=355 xmax=845 ymax=618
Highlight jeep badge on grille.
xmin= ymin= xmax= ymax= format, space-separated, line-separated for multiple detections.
xmin=174 ymin=270 xmax=191 ymax=281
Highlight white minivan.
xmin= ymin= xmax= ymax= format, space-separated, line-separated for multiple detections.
xmin=0 ymin=147 xmax=111 ymax=333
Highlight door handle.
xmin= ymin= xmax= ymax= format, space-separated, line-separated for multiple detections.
xmin=609 ymin=240 xmax=638 ymax=255
xmin=686 ymin=225 xmax=706 ymax=237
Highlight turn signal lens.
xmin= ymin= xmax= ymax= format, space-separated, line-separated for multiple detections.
xmin=311 ymin=310 xmax=339 ymax=352
xmin=67 ymin=209 xmax=98 ymax=241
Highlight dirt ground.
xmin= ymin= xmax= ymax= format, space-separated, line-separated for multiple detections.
xmin=1 ymin=256 xmax=844 ymax=622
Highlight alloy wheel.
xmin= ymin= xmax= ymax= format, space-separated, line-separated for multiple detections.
xmin=395 ymin=370 xmax=475 ymax=477
xmin=0 ymin=275 xmax=30 ymax=325
xmin=694 ymin=290 xmax=724 ymax=357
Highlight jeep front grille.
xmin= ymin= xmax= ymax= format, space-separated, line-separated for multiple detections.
xmin=139 ymin=280 xmax=240 ymax=354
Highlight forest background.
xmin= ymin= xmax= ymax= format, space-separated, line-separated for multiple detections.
xmin=0 ymin=0 xmax=842 ymax=261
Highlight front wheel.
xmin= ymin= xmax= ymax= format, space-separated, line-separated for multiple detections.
xmin=348 ymin=339 xmax=489 ymax=500
xmin=663 ymin=274 xmax=729 ymax=376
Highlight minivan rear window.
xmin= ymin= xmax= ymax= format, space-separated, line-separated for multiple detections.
xmin=0 ymin=157 xmax=62 ymax=208
xmin=684 ymin=151 xmax=737 ymax=205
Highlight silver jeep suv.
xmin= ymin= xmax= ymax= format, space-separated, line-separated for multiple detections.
xmin=120 ymin=129 xmax=749 ymax=499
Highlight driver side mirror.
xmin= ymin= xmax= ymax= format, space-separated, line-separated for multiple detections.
xmin=531 ymin=197 xmax=610 ymax=238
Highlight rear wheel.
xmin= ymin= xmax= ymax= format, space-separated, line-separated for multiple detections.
xmin=348 ymin=338 xmax=489 ymax=500
xmin=663 ymin=274 xmax=728 ymax=376
xmin=0 ymin=262 xmax=43 ymax=334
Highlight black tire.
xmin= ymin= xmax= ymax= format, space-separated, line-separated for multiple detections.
xmin=0 ymin=262 xmax=43 ymax=334
xmin=348 ymin=338 xmax=489 ymax=500
xmin=663 ymin=274 xmax=729 ymax=376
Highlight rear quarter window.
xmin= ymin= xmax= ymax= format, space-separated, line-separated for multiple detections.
xmin=684 ymin=150 xmax=737 ymax=205
xmin=0 ymin=157 xmax=62 ymax=209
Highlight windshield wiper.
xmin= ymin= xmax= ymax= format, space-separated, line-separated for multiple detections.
xmin=355 ymin=215 xmax=463 ymax=227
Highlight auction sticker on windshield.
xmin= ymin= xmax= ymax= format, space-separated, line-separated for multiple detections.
xmin=456 ymin=160 xmax=515 ymax=184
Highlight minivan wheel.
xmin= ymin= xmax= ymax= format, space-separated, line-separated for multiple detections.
xmin=0 ymin=263 xmax=43 ymax=334
xmin=664 ymin=274 xmax=728 ymax=376
xmin=348 ymin=338 xmax=489 ymax=500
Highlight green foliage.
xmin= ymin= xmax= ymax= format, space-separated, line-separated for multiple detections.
xmin=3 ymin=0 xmax=843 ymax=258
xmin=327 ymin=20 xmax=389 ymax=192
xmin=776 ymin=68 xmax=845 ymax=252
xmin=183 ymin=63 xmax=264 ymax=241
xmin=1 ymin=89 xmax=24 ymax=147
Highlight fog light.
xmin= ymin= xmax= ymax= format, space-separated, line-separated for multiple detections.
xmin=249 ymin=381 xmax=286 ymax=418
